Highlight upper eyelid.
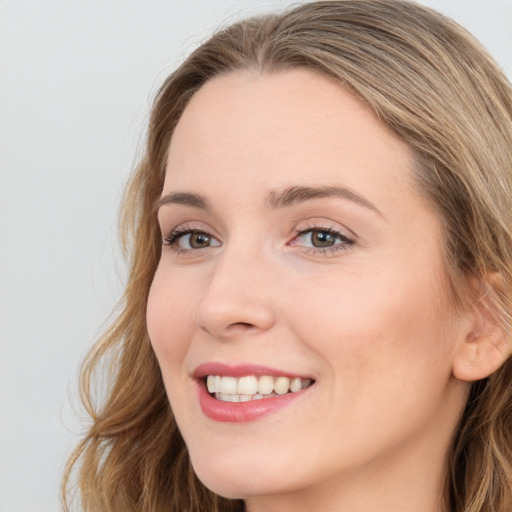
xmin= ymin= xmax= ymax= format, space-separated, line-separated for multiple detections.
xmin=292 ymin=226 xmax=355 ymax=246
xmin=295 ymin=227 xmax=352 ymax=240
xmin=161 ymin=220 xmax=216 ymax=237
xmin=296 ymin=224 xmax=349 ymax=235
xmin=160 ymin=219 xmax=357 ymax=245
xmin=162 ymin=229 xmax=352 ymax=257
xmin=294 ymin=219 xmax=357 ymax=239
xmin=163 ymin=226 xmax=219 ymax=243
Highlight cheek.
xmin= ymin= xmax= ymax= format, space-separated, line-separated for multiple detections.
xmin=146 ymin=265 xmax=196 ymax=369
xmin=284 ymin=271 xmax=460 ymax=459
xmin=288 ymin=263 xmax=456 ymax=393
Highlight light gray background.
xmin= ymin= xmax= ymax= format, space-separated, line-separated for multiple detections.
xmin=1 ymin=1 xmax=511 ymax=511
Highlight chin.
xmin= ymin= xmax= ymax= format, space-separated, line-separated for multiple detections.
xmin=191 ymin=465 xmax=258 ymax=499
xmin=189 ymin=447 xmax=300 ymax=500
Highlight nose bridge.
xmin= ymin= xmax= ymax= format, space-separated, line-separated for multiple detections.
xmin=194 ymin=239 xmax=276 ymax=339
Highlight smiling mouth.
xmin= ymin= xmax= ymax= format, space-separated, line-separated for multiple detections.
xmin=206 ymin=375 xmax=314 ymax=402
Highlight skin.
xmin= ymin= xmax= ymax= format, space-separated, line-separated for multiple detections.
xmin=146 ymin=69 xmax=473 ymax=512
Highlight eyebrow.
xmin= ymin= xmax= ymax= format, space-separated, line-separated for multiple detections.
xmin=156 ymin=185 xmax=382 ymax=217
xmin=156 ymin=192 xmax=210 ymax=211
xmin=265 ymin=185 xmax=382 ymax=216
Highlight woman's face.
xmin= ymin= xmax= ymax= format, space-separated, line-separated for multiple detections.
xmin=147 ymin=69 xmax=470 ymax=508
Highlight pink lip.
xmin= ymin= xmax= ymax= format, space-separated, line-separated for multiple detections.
xmin=193 ymin=362 xmax=309 ymax=379
xmin=193 ymin=362 xmax=313 ymax=423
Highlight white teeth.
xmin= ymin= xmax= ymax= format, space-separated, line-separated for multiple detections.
xmin=207 ymin=375 xmax=215 ymax=393
xmin=237 ymin=376 xmax=258 ymax=395
xmin=274 ymin=376 xmax=290 ymax=395
xmin=220 ymin=376 xmax=237 ymax=394
xmin=257 ymin=375 xmax=274 ymax=395
xmin=206 ymin=374 xmax=313 ymax=402
xmin=290 ymin=377 xmax=302 ymax=393
xmin=219 ymin=392 xmax=240 ymax=402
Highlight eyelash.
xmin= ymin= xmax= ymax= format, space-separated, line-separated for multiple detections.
xmin=290 ymin=225 xmax=355 ymax=256
xmin=163 ymin=226 xmax=216 ymax=254
xmin=162 ymin=224 xmax=355 ymax=256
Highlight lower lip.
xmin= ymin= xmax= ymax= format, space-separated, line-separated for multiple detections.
xmin=197 ymin=381 xmax=308 ymax=423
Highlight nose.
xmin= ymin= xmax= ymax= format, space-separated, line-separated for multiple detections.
xmin=194 ymin=248 xmax=276 ymax=340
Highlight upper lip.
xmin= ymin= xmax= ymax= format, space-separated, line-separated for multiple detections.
xmin=193 ymin=362 xmax=313 ymax=380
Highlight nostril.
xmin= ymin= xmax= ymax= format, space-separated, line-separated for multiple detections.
xmin=221 ymin=322 xmax=258 ymax=337
xmin=223 ymin=322 xmax=257 ymax=334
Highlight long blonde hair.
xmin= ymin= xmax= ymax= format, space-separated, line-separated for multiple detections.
xmin=62 ymin=1 xmax=512 ymax=511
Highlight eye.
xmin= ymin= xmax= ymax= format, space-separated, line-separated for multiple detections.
xmin=163 ymin=229 xmax=221 ymax=251
xmin=299 ymin=230 xmax=339 ymax=248
xmin=291 ymin=226 xmax=354 ymax=253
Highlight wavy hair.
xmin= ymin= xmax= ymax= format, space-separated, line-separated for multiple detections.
xmin=62 ymin=1 xmax=512 ymax=511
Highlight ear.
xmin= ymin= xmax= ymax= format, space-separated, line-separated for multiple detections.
xmin=452 ymin=274 xmax=511 ymax=382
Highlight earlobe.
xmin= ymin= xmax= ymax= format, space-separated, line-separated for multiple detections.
xmin=452 ymin=275 xmax=511 ymax=382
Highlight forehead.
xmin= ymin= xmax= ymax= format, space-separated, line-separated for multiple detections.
xmin=164 ymin=68 xmax=415 ymax=206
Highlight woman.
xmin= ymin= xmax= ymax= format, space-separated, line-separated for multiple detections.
xmin=62 ymin=1 xmax=512 ymax=511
